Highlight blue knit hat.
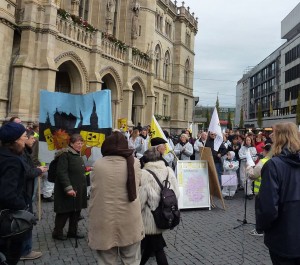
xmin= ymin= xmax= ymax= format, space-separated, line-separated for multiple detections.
xmin=0 ymin=122 xmax=26 ymax=143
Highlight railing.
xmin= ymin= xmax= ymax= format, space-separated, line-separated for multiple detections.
xmin=56 ymin=15 xmax=94 ymax=46
xmin=132 ymin=54 xmax=150 ymax=71
xmin=101 ymin=37 xmax=127 ymax=62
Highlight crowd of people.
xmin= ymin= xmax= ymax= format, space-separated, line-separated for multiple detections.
xmin=0 ymin=117 xmax=300 ymax=265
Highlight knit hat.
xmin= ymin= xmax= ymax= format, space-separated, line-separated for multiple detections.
xmin=0 ymin=122 xmax=26 ymax=143
xmin=228 ymin=151 xmax=235 ymax=160
xmin=150 ymin=137 xmax=167 ymax=146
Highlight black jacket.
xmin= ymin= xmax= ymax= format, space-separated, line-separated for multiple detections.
xmin=256 ymin=148 xmax=300 ymax=258
xmin=21 ymin=145 xmax=42 ymax=199
xmin=0 ymin=147 xmax=29 ymax=210
xmin=204 ymin=137 xmax=227 ymax=163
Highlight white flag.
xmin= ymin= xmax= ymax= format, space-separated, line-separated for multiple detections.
xmin=208 ymin=107 xmax=223 ymax=151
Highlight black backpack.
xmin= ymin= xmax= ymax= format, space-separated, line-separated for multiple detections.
xmin=47 ymin=157 xmax=59 ymax=183
xmin=146 ymin=169 xmax=180 ymax=230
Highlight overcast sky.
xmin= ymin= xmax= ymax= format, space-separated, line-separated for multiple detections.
xmin=184 ymin=0 xmax=300 ymax=107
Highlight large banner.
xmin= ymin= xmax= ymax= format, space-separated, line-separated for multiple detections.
xmin=177 ymin=160 xmax=211 ymax=210
xmin=39 ymin=90 xmax=112 ymax=165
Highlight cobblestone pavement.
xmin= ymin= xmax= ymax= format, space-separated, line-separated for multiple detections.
xmin=18 ymin=190 xmax=272 ymax=265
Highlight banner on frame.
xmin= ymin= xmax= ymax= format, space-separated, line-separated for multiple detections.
xmin=177 ymin=160 xmax=210 ymax=210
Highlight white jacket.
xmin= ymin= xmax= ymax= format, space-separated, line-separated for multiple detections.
xmin=139 ymin=161 xmax=179 ymax=235
xmin=174 ymin=142 xmax=193 ymax=160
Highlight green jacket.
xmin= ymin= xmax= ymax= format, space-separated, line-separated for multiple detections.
xmin=54 ymin=147 xmax=87 ymax=213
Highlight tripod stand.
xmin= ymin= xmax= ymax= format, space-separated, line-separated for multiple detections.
xmin=234 ymin=177 xmax=254 ymax=229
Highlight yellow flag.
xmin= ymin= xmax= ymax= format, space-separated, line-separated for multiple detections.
xmin=149 ymin=115 xmax=171 ymax=154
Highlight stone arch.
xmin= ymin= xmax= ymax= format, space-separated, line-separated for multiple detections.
xmin=99 ymin=66 xmax=122 ymax=100
xmin=130 ymin=76 xmax=147 ymax=105
xmin=54 ymin=51 xmax=89 ymax=93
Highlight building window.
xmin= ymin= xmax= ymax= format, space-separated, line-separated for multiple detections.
xmin=163 ymin=51 xmax=170 ymax=81
xmin=155 ymin=45 xmax=161 ymax=79
xmin=155 ymin=92 xmax=159 ymax=113
xmin=184 ymin=99 xmax=188 ymax=120
xmin=162 ymin=95 xmax=168 ymax=116
xmin=79 ymin=0 xmax=89 ymax=20
xmin=184 ymin=59 xmax=190 ymax=86
xmin=185 ymin=30 xmax=191 ymax=48
xmin=285 ymin=64 xmax=300 ymax=83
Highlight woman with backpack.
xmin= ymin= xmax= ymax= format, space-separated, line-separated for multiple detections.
xmin=139 ymin=147 xmax=179 ymax=265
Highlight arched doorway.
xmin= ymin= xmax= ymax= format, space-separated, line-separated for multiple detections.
xmin=55 ymin=61 xmax=82 ymax=93
xmin=131 ymin=83 xmax=143 ymax=126
xmin=102 ymin=74 xmax=118 ymax=127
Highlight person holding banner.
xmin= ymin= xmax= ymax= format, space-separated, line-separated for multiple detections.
xmin=174 ymin=134 xmax=193 ymax=160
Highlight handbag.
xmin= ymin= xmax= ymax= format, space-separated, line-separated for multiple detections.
xmin=0 ymin=209 xmax=37 ymax=238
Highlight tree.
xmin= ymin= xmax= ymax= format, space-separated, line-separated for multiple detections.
xmin=296 ymin=92 xmax=300 ymax=126
xmin=227 ymin=111 xmax=232 ymax=129
xmin=239 ymin=107 xmax=244 ymax=128
xmin=205 ymin=108 xmax=210 ymax=129
xmin=257 ymin=103 xmax=263 ymax=128
xmin=215 ymin=96 xmax=220 ymax=114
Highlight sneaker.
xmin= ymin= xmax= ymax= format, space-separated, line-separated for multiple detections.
xmin=246 ymin=194 xmax=254 ymax=200
xmin=249 ymin=229 xmax=263 ymax=237
xmin=20 ymin=251 xmax=42 ymax=260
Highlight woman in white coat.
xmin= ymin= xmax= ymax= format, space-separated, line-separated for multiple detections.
xmin=174 ymin=133 xmax=193 ymax=160
xmin=139 ymin=147 xmax=179 ymax=265
xmin=238 ymin=136 xmax=257 ymax=199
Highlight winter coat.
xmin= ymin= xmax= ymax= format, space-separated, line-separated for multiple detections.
xmin=256 ymin=148 xmax=300 ymax=258
xmin=205 ymin=137 xmax=227 ymax=163
xmin=223 ymin=159 xmax=239 ymax=175
xmin=194 ymin=139 xmax=205 ymax=160
xmin=54 ymin=147 xmax=87 ymax=214
xmin=139 ymin=161 xmax=179 ymax=235
xmin=174 ymin=142 xmax=193 ymax=160
xmin=88 ymin=156 xmax=144 ymax=250
xmin=21 ymin=145 xmax=42 ymax=199
xmin=238 ymin=145 xmax=257 ymax=163
xmin=0 ymin=147 xmax=28 ymax=210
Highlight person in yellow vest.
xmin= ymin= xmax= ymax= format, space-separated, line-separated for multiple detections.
xmin=246 ymin=143 xmax=272 ymax=236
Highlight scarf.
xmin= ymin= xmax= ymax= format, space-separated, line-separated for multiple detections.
xmin=101 ymin=132 xmax=136 ymax=202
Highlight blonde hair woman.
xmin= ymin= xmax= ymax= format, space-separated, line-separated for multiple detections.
xmin=256 ymin=122 xmax=300 ymax=264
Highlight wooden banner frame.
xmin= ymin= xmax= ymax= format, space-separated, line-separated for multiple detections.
xmin=199 ymin=147 xmax=226 ymax=210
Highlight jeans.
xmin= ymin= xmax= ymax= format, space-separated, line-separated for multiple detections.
xmin=215 ymin=162 xmax=223 ymax=187
xmin=21 ymin=230 xmax=32 ymax=256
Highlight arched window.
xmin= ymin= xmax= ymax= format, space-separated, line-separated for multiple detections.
xmin=163 ymin=51 xmax=170 ymax=81
xmin=155 ymin=45 xmax=161 ymax=79
xmin=184 ymin=59 xmax=190 ymax=86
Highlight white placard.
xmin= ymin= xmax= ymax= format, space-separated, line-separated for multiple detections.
xmin=221 ymin=175 xmax=237 ymax=186
xmin=176 ymin=160 xmax=210 ymax=210
xmin=246 ymin=150 xmax=255 ymax=167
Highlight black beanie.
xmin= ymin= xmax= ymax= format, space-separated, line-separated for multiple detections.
xmin=0 ymin=122 xmax=26 ymax=143
xmin=150 ymin=137 xmax=167 ymax=146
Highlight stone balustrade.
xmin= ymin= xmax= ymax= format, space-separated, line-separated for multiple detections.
xmin=56 ymin=15 xmax=94 ymax=46
xmin=132 ymin=53 xmax=150 ymax=71
xmin=101 ymin=37 xmax=126 ymax=61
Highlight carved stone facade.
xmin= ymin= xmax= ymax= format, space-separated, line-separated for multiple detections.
xmin=0 ymin=0 xmax=198 ymax=133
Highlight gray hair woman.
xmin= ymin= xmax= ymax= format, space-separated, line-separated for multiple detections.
xmin=139 ymin=147 xmax=179 ymax=265
xmin=174 ymin=133 xmax=193 ymax=160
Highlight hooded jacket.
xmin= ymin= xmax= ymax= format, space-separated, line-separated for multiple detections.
xmin=256 ymin=148 xmax=300 ymax=258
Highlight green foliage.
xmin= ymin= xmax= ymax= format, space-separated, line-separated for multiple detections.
xmin=102 ymin=33 xmax=128 ymax=50
xmin=239 ymin=107 xmax=244 ymax=128
xmin=257 ymin=103 xmax=263 ymax=128
xmin=57 ymin=9 xmax=97 ymax=32
xmin=215 ymin=96 xmax=220 ymax=114
xmin=205 ymin=109 xmax=210 ymax=129
xmin=132 ymin=47 xmax=151 ymax=61
xmin=296 ymin=93 xmax=300 ymax=125
xmin=227 ymin=112 xmax=232 ymax=129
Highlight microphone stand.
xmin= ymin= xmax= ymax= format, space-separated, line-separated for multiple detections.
xmin=234 ymin=176 xmax=254 ymax=229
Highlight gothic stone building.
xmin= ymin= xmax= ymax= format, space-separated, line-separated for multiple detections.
xmin=0 ymin=0 xmax=197 ymax=133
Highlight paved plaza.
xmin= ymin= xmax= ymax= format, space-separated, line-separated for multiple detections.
xmin=19 ymin=191 xmax=272 ymax=265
